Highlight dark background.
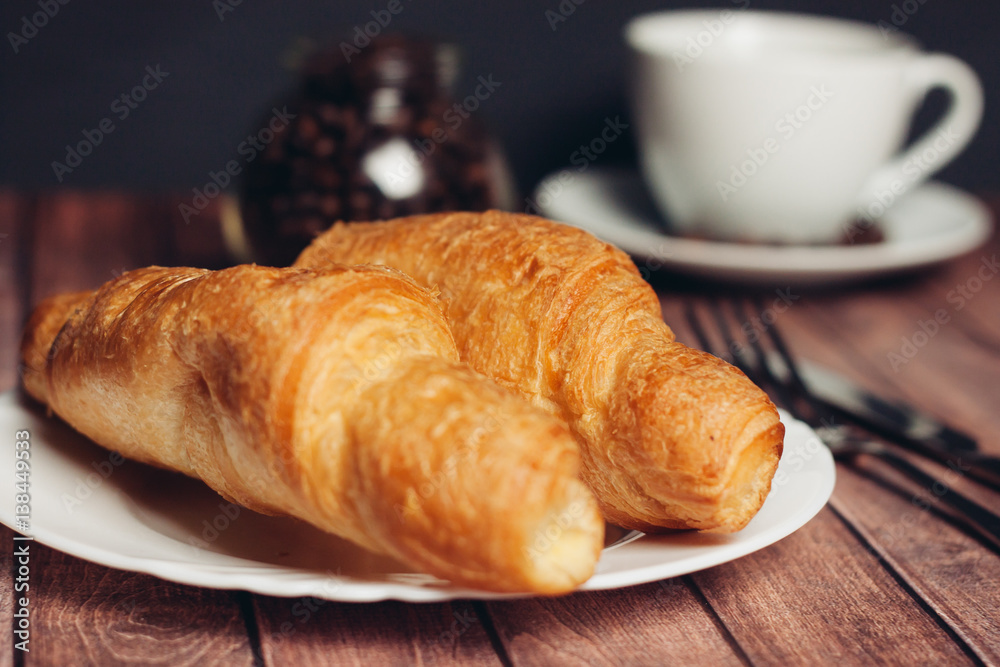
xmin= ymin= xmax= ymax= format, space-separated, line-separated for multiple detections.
xmin=2 ymin=0 xmax=998 ymax=203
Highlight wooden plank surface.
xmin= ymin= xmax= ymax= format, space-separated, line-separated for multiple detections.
xmin=28 ymin=192 xmax=174 ymax=302
xmin=0 ymin=525 xmax=19 ymax=667
xmin=801 ymin=288 xmax=1000 ymax=454
xmin=833 ymin=467 xmax=1000 ymax=665
xmin=28 ymin=546 xmax=256 ymax=666
xmin=690 ymin=509 xmax=975 ymax=665
xmin=484 ymin=580 xmax=747 ymax=666
xmin=254 ymin=597 xmax=502 ymax=666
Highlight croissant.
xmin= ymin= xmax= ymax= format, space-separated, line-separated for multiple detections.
xmin=295 ymin=211 xmax=784 ymax=532
xmin=20 ymin=264 xmax=604 ymax=593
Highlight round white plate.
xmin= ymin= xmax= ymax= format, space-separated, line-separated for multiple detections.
xmin=534 ymin=167 xmax=992 ymax=286
xmin=0 ymin=391 xmax=833 ymax=602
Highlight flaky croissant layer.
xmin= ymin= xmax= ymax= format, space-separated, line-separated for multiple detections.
xmin=295 ymin=211 xmax=785 ymax=532
xmin=20 ymin=264 xmax=604 ymax=593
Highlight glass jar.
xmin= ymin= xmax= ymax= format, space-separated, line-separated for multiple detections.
xmin=238 ymin=34 xmax=514 ymax=265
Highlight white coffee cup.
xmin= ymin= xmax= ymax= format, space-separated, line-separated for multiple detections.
xmin=625 ymin=10 xmax=984 ymax=244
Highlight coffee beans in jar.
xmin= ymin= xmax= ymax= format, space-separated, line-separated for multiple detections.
xmin=239 ymin=34 xmax=514 ymax=265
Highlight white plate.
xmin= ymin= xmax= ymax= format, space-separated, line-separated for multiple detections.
xmin=534 ymin=167 xmax=992 ymax=287
xmin=0 ymin=391 xmax=833 ymax=602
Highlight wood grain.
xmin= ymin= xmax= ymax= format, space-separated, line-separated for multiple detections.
xmin=832 ymin=466 xmax=1000 ymax=665
xmin=794 ymin=228 xmax=999 ymax=455
xmin=690 ymin=508 xmax=974 ymax=665
xmin=803 ymin=291 xmax=1000 ymax=454
xmin=0 ymin=524 xmax=17 ymax=667
xmin=29 ymin=543 xmax=256 ymax=666
xmin=28 ymin=191 xmax=173 ymax=303
xmin=761 ymin=263 xmax=1000 ymax=512
xmin=483 ymin=580 xmax=746 ymax=666
xmin=253 ymin=597 xmax=502 ymax=666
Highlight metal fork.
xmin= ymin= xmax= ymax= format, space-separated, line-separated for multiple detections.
xmin=684 ymin=296 xmax=1000 ymax=549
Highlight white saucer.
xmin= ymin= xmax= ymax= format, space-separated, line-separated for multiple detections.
xmin=533 ymin=167 xmax=993 ymax=286
xmin=0 ymin=392 xmax=832 ymax=602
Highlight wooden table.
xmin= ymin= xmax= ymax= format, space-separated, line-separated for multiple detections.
xmin=1 ymin=191 xmax=998 ymax=666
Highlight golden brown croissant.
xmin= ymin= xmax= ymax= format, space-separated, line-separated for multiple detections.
xmin=295 ymin=211 xmax=784 ymax=533
xmin=20 ymin=264 xmax=604 ymax=593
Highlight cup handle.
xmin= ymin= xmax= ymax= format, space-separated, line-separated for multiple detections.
xmin=856 ymin=54 xmax=983 ymax=210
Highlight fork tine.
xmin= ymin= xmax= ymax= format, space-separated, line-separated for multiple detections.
xmin=746 ymin=298 xmax=1000 ymax=492
xmin=707 ymin=298 xmax=756 ymax=379
xmin=683 ymin=301 xmax=715 ymax=357
xmin=727 ymin=304 xmax=1000 ymax=548
xmin=687 ymin=298 xmax=801 ymax=419
xmin=685 ymin=299 xmax=760 ymax=385
xmin=745 ymin=295 xmax=827 ymax=421
xmin=749 ymin=295 xmax=817 ymax=405
xmin=729 ymin=298 xmax=799 ymax=417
